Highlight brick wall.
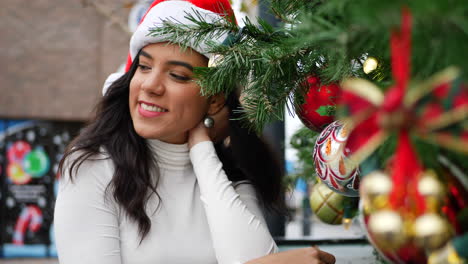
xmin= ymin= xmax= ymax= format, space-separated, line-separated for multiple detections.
xmin=0 ymin=0 xmax=131 ymax=121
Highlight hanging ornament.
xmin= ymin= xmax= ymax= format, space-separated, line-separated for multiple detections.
xmin=360 ymin=166 xmax=468 ymax=264
xmin=309 ymin=182 xmax=358 ymax=225
xmin=296 ymin=76 xmax=341 ymax=132
xmin=359 ymin=199 xmax=428 ymax=264
xmin=313 ymin=120 xmax=360 ymax=197
xmin=310 ymin=182 xmax=344 ymax=225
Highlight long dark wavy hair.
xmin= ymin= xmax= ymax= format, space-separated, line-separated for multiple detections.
xmin=59 ymin=51 xmax=286 ymax=241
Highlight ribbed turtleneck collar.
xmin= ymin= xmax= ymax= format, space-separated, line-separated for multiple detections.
xmin=147 ymin=139 xmax=191 ymax=170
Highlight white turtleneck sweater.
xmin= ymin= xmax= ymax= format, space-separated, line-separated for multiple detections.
xmin=54 ymin=140 xmax=277 ymax=264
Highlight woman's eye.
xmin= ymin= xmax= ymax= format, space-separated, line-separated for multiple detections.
xmin=170 ymin=73 xmax=191 ymax=81
xmin=138 ymin=64 xmax=151 ymax=71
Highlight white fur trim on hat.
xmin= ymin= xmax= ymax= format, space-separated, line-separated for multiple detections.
xmin=102 ymin=72 xmax=124 ymax=95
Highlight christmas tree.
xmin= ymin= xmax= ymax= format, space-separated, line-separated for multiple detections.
xmin=152 ymin=0 xmax=468 ymax=263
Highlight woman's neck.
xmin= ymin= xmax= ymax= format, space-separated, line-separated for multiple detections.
xmin=146 ymin=139 xmax=191 ymax=170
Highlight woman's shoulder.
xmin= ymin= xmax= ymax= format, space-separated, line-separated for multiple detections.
xmin=60 ymin=147 xmax=114 ymax=187
xmin=56 ymin=148 xmax=120 ymax=219
xmin=63 ymin=146 xmax=112 ymax=168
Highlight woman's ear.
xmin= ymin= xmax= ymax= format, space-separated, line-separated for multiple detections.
xmin=207 ymin=94 xmax=226 ymax=115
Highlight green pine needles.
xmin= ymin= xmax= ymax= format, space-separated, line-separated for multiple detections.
xmin=149 ymin=0 xmax=468 ymax=132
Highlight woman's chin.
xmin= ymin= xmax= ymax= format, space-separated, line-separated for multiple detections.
xmin=133 ymin=125 xmax=159 ymax=139
xmin=134 ymin=126 xmax=187 ymax=143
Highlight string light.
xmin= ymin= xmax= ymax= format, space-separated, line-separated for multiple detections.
xmin=363 ymin=57 xmax=379 ymax=74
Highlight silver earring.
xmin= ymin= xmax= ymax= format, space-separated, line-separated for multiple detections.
xmin=203 ymin=116 xmax=215 ymax=128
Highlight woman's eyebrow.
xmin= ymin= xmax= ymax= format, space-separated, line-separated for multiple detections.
xmin=167 ymin=60 xmax=194 ymax=71
xmin=139 ymin=50 xmax=153 ymax=60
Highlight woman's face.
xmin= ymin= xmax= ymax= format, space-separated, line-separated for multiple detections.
xmin=129 ymin=42 xmax=209 ymax=143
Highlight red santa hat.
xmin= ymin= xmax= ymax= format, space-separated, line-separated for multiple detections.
xmin=103 ymin=0 xmax=236 ymax=94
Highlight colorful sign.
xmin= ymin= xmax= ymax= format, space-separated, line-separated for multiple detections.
xmin=0 ymin=120 xmax=81 ymax=258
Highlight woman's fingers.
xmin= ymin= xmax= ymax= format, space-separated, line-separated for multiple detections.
xmin=244 ymin=245 xmax=336 ymax=264
xmin=244 ymin=246 xmax=334 ymax=264
xmin=318 ymin=249 xmax=336 ymax=264
xmin=312 ymin=246 xmax=336 ymax=264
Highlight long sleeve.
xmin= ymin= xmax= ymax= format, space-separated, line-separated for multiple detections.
xmin=189 ymin=141 xmax=278 ymax=264
xmin=54 ymin=156 xmax=121 ymax=264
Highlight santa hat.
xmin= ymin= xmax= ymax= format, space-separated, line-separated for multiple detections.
xmin=103 ymin=0 xmax=236 ymax=94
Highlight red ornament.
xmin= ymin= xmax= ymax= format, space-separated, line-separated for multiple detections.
xmin=360 ymin=207 xmax=428 ymax=264
xmin=296 ymin=76 xmax=341 ymax=131
xmin=359 ymin=166 xmax=467 ymax=264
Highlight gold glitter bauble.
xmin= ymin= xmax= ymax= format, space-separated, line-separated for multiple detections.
xmin=418 ymin=172 xmax=445 ymax=201
xmin=414 ymin=213 xmax=453 ymax=251
xmin=360 ymin=171 xmax=392 ymax=210
xmin=368 ymin=210 xmax=408 ymax=251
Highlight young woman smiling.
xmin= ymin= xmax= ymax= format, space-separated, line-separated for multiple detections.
xmin=54 ymin=1 xmax=335 ymax=263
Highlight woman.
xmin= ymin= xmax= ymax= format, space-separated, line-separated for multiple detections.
xmin=54 ymin=0 xmax=335 ymax=263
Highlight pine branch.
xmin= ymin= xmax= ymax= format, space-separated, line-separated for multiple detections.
xmin=153 ymin=0 xmax=468 ymax=133
xmin=196 ymin=42 xmax=313 ymax=131
xmin=270 ymin=0 xmax=322 ymax=24
xmin=148 ymin=9 xmax=238 ymax=52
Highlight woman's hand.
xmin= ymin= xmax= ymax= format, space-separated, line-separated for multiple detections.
xmin=245 ymin=247 xmax=336 ymax=264
xmin=188 ymin=106 xmax=229 ymax=149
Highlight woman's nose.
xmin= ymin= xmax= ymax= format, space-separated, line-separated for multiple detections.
xmin=141 ymin=72 xmax=165 ymax=96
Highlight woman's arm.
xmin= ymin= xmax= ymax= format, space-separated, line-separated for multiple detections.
xmin=190 ymin=141 xmax=277 ymax=264
xmin=54 ymin=156 xmax=122 ymax=264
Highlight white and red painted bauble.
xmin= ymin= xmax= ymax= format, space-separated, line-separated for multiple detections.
xmin=313 ymin=120 xmax=360 ymax=197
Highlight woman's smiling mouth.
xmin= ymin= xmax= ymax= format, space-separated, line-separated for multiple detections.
xmin=138 ymin=101 xmax=168 ymax=117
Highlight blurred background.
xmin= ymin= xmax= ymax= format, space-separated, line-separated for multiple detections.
xmin=0 ymin=0 xmax=375 ymax=263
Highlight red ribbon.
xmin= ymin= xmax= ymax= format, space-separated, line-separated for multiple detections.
xmin=383 ymin=8 xmax=411 ymax=112
xmin=384 ymin=9 xmax=425 ymax=213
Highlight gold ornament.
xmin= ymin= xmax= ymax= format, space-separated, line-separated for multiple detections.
xmin=360 ymin=171 xmax=392 ymax=211
xmin=368 ymin=210 xmax=408 ymax=251
xmin=363 ymin=57 xmax=379 ymax=74
xmin=310 ymin=182 xmax=345 ymax=225
xmin=414 ymin=213 xmax=453 ymax=251
xmin=418 ymin=171 xmax=446 ymax=212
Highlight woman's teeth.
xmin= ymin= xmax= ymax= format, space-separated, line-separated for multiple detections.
xmin=141 ymin=102 xmax=167 ymax=112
